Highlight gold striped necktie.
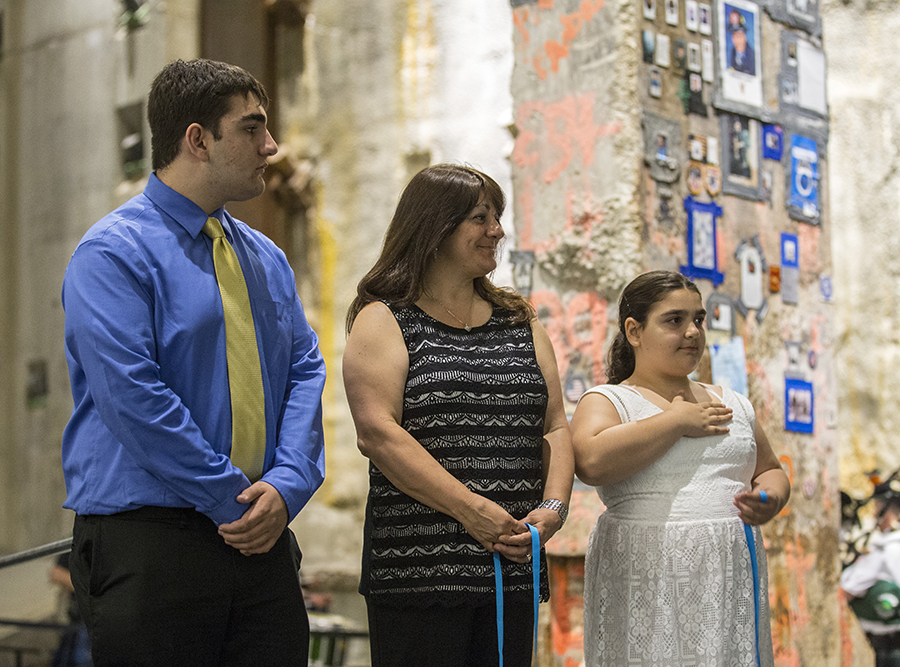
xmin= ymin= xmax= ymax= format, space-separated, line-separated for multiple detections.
xmin=203 ymin=217 xmax=266 ymax=481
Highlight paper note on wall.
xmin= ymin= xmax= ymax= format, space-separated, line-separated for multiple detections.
xmin=710 ymin=337 xmax=749 ymax=396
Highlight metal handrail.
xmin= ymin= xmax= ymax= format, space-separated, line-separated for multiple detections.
xmin=0 ymin=538 xmax=72 ymax=571
xmin=0 ymin=537 xmax=73 ymax=636
xmin=0 ymin=618 xmax=67 ymax=630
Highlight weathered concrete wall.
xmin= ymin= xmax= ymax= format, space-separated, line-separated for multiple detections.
xmin=509 ymin=0 xmax=854 ymax=664
xmin=0 ymin=0 xmax=199 ymax=556
xmin=823 ymin=0 xmax=900 ymax=494
xmin=823 ymin=2 xmax=900 ymax=657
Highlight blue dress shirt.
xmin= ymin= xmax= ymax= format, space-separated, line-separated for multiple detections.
xmin=61 ymin=174 xmax=326 ymax=525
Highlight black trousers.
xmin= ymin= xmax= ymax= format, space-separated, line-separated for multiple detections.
xmin=869 ymin=632 xmax=900 ymax=667
xmin=366 ymin=596 xmax=535 ymax=667
xmin=70 ymin=507 xmax=309 ymax=667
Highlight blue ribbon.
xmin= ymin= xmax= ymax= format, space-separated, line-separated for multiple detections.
xmin=493 ymin=524 xmax=541 ymax=667
xmin=743 ymin=522 xmax=762 ymax=667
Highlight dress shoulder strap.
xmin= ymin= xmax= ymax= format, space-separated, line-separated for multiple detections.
xmin=705 ymin=384 xmax=756 ymax=431
xmin=579 ymin=384 xmax=640 ymax=424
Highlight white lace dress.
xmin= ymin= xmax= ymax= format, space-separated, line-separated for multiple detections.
xmin=582 ymin=384 xmax=774 ymax=667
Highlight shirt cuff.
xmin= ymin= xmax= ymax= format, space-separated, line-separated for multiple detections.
xmin=262 ymin=466 xmax=323 ymax=522
xmin=203 ymin=495 xmax=251 ymax=526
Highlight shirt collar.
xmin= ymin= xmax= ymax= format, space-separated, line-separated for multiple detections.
xmin=143 ymin=173 xmax=229 ymax=239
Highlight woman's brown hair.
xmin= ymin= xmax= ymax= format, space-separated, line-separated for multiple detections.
xmin=345 ymin=164 xmax=534 ymax=333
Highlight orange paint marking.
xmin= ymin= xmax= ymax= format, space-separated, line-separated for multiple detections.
xmin=778 ymin=455 xmax=793 ymax=517
xmin=564 ymin=185 xmax=576 ymax=232
xmin=512 ymin=8 xmax=530 ymax=45
xmin=532 ymin=55 xmax=549 ymax=80
xmin=797 ymin=223 xmax=822 ymax=274
xmin=770 ymin=535 xmax=813 ymax=666
xmin=530 ymin=290 xmax=608 ymax=386
xmin=514 ymin=94 xmax=621 ymax=183
xmin=545 ymin=39 xmax=570 ymax=73
xmin=839 ymin=594 xmax=853 ymax=666
xmin=783 ymin=534 xmax=814 ymax=630
xmin=528 ymin=0 xmax=605 ymax=77
xmin=532 ymin=290 xmax=568 ymax=377
xmin=549 ymin=559 xmax=586 ymax=662
xmin=565 ymin=292 xmax=608 ymax=384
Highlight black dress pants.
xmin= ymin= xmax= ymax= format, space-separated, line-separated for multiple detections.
xmin=366 ymin=595 xmax=535 ymax=667
xmin=70 ymin=507 xmax=308 ymax=667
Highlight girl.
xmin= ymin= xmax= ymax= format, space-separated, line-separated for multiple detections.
xmin=572 ymin=270 xmax=789 ymax=667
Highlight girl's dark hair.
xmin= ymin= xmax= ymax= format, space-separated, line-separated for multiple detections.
xmin=606 ymin=270 xmax=701 ymax=384
xmin=345 ymin=164 xmax=534 ymax=333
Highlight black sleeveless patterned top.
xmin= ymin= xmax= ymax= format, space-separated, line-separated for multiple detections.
xmin=359 ymin=303 xmax=551 ymax=607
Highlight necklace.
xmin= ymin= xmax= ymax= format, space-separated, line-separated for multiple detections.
xmin=424 ymin=290 xmax=473 ymax=332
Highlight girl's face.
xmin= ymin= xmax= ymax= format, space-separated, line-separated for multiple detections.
xmin=627 ymin=288 xmax=706 ymax=376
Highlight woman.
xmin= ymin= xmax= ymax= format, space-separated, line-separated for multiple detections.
xmin=571 ymin=270 xmax=790 ymax=667
xmin=343 ymin=164 xmax=573 ymax=666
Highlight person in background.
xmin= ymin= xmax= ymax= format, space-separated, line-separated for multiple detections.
xmin=572 ymin=270 xmax=790 ymax=667
xmin=343 ymin=164 xmax=573 ymax=666
xmin=61 ymin=58 xmax=325 ymax=666
xmin=49 ymin=553 xmax=92 ymax=667
xmin=841 ymin=479 xmax=900 ymax=667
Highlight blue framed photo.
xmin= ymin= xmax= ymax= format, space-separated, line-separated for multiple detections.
xmin=681 ymin=196 xmax=724 ymax=285
xmin=781 ymin=233 xmax=798 ymax=269
xmin=785 ymin=377 xmax=814 ymax=433
xmin=788 ymin=134 xmax=820 ymax=222
xmin=763 ymin=124 xmax=784 ymax=161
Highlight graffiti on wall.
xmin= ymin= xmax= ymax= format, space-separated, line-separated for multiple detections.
xmin=513 ymin=92 xmax=622 ymax=185
xmin=532 ymin=290 xmax=608 ymax=406
xmin=513 ymin=0 xmax=607 ymax=80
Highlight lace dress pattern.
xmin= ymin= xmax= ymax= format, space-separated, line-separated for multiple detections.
xmin=582 ymin=384 xmax=775 ymax=667
xmin=360 ymin=304 xmax=550 ymax=607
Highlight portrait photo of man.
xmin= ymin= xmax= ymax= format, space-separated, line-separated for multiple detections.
xmin=726 ymin=7 xmax=755 ymax=75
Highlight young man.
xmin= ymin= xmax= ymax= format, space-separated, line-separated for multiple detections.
xmin=61 ymin=59 xmax=325 ymax=666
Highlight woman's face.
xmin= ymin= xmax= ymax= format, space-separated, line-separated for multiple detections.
xmin=628 ymin=288 xmax=706 ymax=376
xmin=437 ymin=193 xmax=504 ymax=278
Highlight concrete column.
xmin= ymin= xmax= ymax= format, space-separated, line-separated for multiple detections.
xmin=509 ymin=0 xmax=848 ymax=663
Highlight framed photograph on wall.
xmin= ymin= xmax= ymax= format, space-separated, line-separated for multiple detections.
xmin=785 ymin=377 xmax=814 ymax=433
xmin=688 ymin=42 xmax=702 ymax=71
xmin=787 ymin=133 xmax=820 ymax=223
xmin=681 ymin=196 xmax=725 ymax=285
xmin=707 ymin=292 xmax=736 ymax=335
xmin=656 ymin=33 xmax=672 ymax=67
xmin=721 ymin=113 xmax=764 ymax=200
xmin=717 ymin=0 xmax=763 ymax=108
xmin=699 ymin=2 xmax=712 ymax=34
xmin=643 ymin=113 xmax=682 ymax=182
xmin=666 ymin=0 xmax=680 ymax=25
xmin=686 ymin=0 xmax=699 ymax=30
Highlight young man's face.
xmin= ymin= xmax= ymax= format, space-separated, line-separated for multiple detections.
xmin=205 ymin=93 xmax=278 ymax=207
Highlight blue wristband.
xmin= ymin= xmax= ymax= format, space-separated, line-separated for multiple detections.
xmin=759 ymin=490 xmax=768 ymax=504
